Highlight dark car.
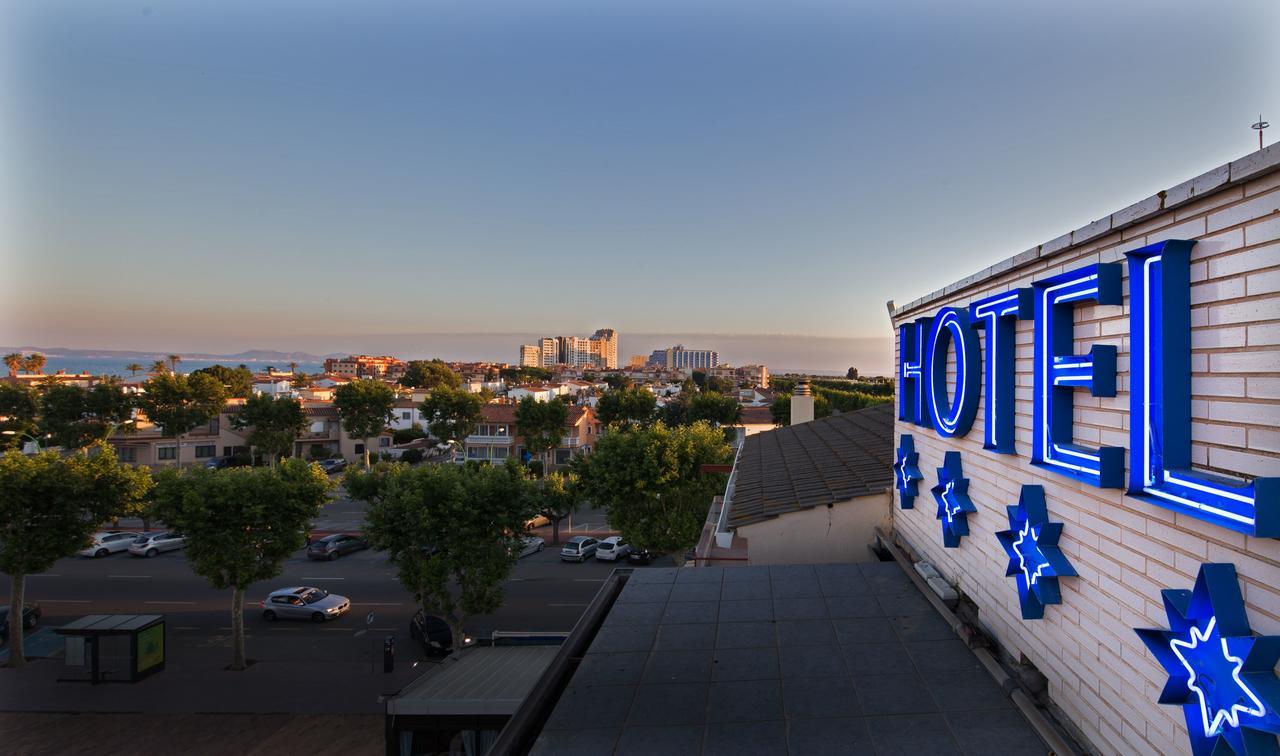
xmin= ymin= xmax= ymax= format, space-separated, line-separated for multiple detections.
xmin=317 ymin=458 xmax=348 ymax=474
xmin=627 ymin=549 xmax=655 ymax=565
xmin=306 ymin=533 xmax=369 ymax=560
xmin=409 ymin=610 xmax=457 ymax=657
xmin=0 ymin=603 xmax=41 ymax=645
xmin=203 ymin=456 xmax=233 ymax=470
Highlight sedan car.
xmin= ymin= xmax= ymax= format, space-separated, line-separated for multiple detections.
xmin=77 ymin=531 xmax=139 ymax=558
xmin=595 ymin=536 xmax=630 ymax=562
xmin=128 ymin=531 xmax=186 ymax=558
xmin=517 ymin=535 xmax=545 ymax=558
xmin=260 ymin=587 xmax=350 ymax=622
xmin=627 ymin=549 xmax=655 ymax=565
xmin=317 ymin=458 xmax=348 ymax=474
xmin=560 ymin=536 xmax=599 ymax=563
xmin=306 ymin=533 xmax=369 ymax=561
xmin=0 ymin=603 xmax=41 ymax=646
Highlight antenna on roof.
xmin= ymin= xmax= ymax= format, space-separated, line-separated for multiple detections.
xmin=1254 ymin=115 xmax=1270 ymax=151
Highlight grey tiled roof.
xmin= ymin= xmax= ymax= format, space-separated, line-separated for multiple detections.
xmin=727 ymin=403 xmax=895 ymax=529
xmin=529 ymin=562 xmax=1050 ymax=756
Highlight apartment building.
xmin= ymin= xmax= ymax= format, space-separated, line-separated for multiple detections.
xmin=322 ymin=355 xmax=406 ymax=378
xmin=524 ymin=329 xmax=619 ymax=369
xmin=519 ymin=344 xmax=540 ymax=367
xmin=460 ymin=403 xmax=600 ymax=469
xmin=707 ymin=363 xmax=770 ymax=388
xmin=648 ymin=344 xmax=720 ymax=370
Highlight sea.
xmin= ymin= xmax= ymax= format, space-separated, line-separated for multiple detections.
xmin=29 ymin=357 xmax=328 ymax=379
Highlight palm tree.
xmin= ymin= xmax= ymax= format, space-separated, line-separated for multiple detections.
xmin=288 ymin=361 xmax=298 ymax=374
xmin=167 ymin=354 xmax=182 ymax=374
xmin=23 ymin=353 xmax=46 ymax=374
xmin=3 ymin=353 xmax=22 ymax=376
xmin=150 ymin=359 xmax=169 ymax=375
xmin=125 ymin=363 xmax=144 ymax=377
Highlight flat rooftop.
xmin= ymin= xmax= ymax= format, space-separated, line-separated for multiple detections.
xmin=388 ymin=645 xmax=560 ymax=717
xmin=529 ymin=562 xmax=1050 ymax=755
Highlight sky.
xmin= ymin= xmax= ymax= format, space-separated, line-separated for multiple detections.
xmin=2 ymin=0 xmax=1277 ymax=375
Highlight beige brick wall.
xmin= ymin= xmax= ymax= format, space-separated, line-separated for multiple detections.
xmin=890 ymin=161 xmax=1280 ymax=755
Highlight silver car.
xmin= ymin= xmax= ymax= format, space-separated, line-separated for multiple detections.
xmin=595 ymin=536 xmax=630 ymax=562
xmin=518 ymin=536 xmax=545 ymax=558
xmin=78 ymin=531 xmax=139 ymax=558
xmin=560 ymin=536 xmax=599 ymax=563
xmin=260 ymin=586 xmax=350 ymax=623
xmin=128 ymin=531 xmax=186 ymax=558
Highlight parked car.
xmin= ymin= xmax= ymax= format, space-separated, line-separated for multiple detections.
xmin=128 ymin=531 xmax=186 ymax=558
xmin=316 ymin=458 xmax=348 ymax=474
xmin=595 ymin=536 xmax=630 ymax=562
xmin=77 ymin=531 xmax=139 ymax=558
xmin=560 ymin=536 xmax=599 ymax=563
xmin=518 ymin=535 xmax=545 ymax=558
xmin=627 ymin=549 xmax=655 ymax=565
xmin=260 ymin=586 xmax=350 ymax=622
xmin=306 ymin=533 xmax=369 ymax=561
xmin=203 ymin=456 xmax=233 ymax=470
xmin=0 ymin=603 xmax=41 ymax=646
xmin=409 ymin=610 xmax=455 ymax=657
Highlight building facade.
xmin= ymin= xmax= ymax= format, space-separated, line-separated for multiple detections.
xmin=889 ymin=147 xmax=1280 ymax=756
xmin=519 ymin=344 xmax=540 ymax=367
xmin=322 ymin=355 xmax=406 ymax=378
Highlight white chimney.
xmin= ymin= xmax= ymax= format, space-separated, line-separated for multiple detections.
xmin=790 ymin=381 xmax=814 ymax=425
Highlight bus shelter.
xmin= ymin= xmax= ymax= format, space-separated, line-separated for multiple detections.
xmin=55 ymin=614 xmax=166 ymax=684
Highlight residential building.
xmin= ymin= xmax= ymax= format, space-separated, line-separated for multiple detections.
xmin=529 ymin=329 xmax=619 ymax=369
xmin=626 ymin=354 xmax=647 ymax=369
xmin=649 ymin=344 xmax=720 ymax=371
xmin=519 ymin=344 xmax=540 ymax=367
xmin=107 ymin=410 xmax=251 ymax=468
xmin=459 ymin=403 xmax=600 ymax=469
xmin=538 ymin=337 xmax=558 ymax=367
xmin=708 ymin=363 xmax=769 ymax=388
xmin=322 ymin=355 xmax=406 ymax=378
xmin=588 ymin=327 xmax=618 ymax=369
xmin=1 ymin=370 xmax=101 ymax=389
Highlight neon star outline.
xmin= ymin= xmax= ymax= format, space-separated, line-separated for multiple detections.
xmin=1170 ymin=617 xmax=1266 ymax=737
xmin=930 ymin=451 xmax=975 ymax=548
xmin=995 ymin=485 xmax=1075 ymax=620
xmin=894 ymin=434 xmax=924 ymax=510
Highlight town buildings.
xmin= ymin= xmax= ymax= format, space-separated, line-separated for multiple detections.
xmin=519 ymin=328 xmax=619 ymax=369
xmin=459 ymin=403 xmax=600 ymax=469
xmin=647 ymin=343 xmax=720 ymax=370
xmin=322 ymin=355 xmax=406 ymax=379
xmin=707 ymin=363 xmax=769 ymax=388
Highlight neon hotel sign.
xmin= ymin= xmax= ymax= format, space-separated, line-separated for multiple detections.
xmin=898 ymin=239 xmax=1279 ymax=538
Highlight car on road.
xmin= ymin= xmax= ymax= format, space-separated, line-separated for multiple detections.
xmin=316 ymin=458 xmax=348 ymax=474
xmin=627 ymin=549 xmax=655 ymax=565
xmin=595 ymin=536 xmax=630 ymax=562
xmin=128 ymin=531 xmax=186 ymax=558
xmin=408 ymin=610 xmax=476 ymax=657
xmin=77 ymin=531 xmax=139 ymax=558
xmin=306 ymin=533 xmax=369 ymax=560
xmin=518 ymin=535 xmax=545 ymax=558
xmin=560 ymin=536 xmax=599 ymax=563
xmin=203 ymin=456 xmax=234 ymax=470
xmin=0 ymin=603 xmax=41 ymax=646
xmin=260 ymin=586 xmax=350 ymax=622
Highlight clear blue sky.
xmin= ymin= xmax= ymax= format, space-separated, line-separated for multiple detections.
xmin=3 ymin=0 xmax=1276 ymax=374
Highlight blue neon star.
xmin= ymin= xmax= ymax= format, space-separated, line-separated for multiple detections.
xmin=894 ymin=434 xmax=924 ymax=509
xmin=1135 ymin=563 xmax=1280 ymax=756
xmin=930 ymin=452 xmax=975 ymax=548
xmin=995 ymin=485 xmax=1075 ymax=619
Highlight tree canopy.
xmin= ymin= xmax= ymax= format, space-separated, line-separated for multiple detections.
xmin=595 ymin=386 xmax=656 ymax=427
xmin=38 ymin=381 xmax=135 ymax=450
xmin=0 ymin=446 xmax=152 ymax=666
xmin=500 ymin=366 xmax=553 ymax=384
xmin=333 ymin=379 xmax=396 ymax=468
xmin=0 ymin=383 xmax=39 ymax=450
xmin=152 ymin=460 xmax=333 ymax=670
xmin=515 ymin=396 xmax=568 ymax=462
xmin=191 ymin=364 xmax=255 ymax=398
xmin=232 ymin=394 xmax=308 ymax=465
xmin=688 ymin=391 xmax=741 ymax=427
xmin=526 ymin=470 xmax=578 ymax=545
xmin=573 ymin=421 xmax=732 ymax=554
xmin=419 ymin=385 xmax=484 ymax=445
xmin=399 ymin=359 xmax=461 ymax=391
xmin=347 ymin=462 xmax=532 ymax=649
xmin=137 ymin=373 xmax=228 ymax=465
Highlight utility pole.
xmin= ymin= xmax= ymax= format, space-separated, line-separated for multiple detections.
xmin=1254 ymin=115 xmax=1270 ymax=151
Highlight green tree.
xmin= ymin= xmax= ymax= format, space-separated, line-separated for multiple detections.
xmin=691 ymin=370 xmax=706 ymax=389
xmin=499 ymin=366 xmax=553 ymax=384
xmin=595 ymin=386 xmax=656 ymax=427
xmin=769 ymin=393 xmax=833 ymax=426
xmin=167 ymin=354 xmax=182 ymax=373
xmin=191 ymin=364 xmax=255 ymax=399
xmin=399 ymin=359 xmax=461 ymax=391
xmin=688 ymin=392 xmax=741 ymax=427
xmin=846 ymin=367 xmax=859 ymax=380
xmin=705 ymin=376 xmax=736 ymax=394
xmin=39 ymin=382 xmax=134 ymax=450
xmin=515 ymin=396 xmax=568 ymax=468
xmin=333 ymin=379 xmax=395 ymax=469
xmin=659 ymin=392 xmax=690 ymax=427
xmin=292 ymin=371 xmax=313 ymax=389
xmin=149 ymin=359 xmax=169 ymax=375
xmin=574 ymin=422 xmax=732 ymax=555
xmin=138 ymin=373 xmax=228 ymax=467
xmin=3 ymin=353 xmax=22 ymax=376
xmin=21 ymin=354 xmax=46 ymax=374
xmin=602 ymin=373 xmax=634 ymax=390
xmin=527 ymin=470 xmax=578 ymax=545
xmin=419 ymin=386 xmax=484 ymax=446
xmin=152 ymin=461 xmax=333 ymax=670
xmin=347 ymin=462 xmax=532 ymax=649
xmin=0 ymin=445 xmax=152 ymax=666
xmin=0 ymin=384 xmax=39 ymax=450
xmin=125 ymin=363 xmax=144 ymax=378
xmin=232 ymin=394 xmax=308 ymax=466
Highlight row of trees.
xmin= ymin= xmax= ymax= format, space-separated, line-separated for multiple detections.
xmin=593 ymin=384 xmax=741 ymax=429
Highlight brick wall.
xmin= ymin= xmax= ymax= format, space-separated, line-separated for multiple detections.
xmin=889 ymin=151 xmax=1280 ymax=756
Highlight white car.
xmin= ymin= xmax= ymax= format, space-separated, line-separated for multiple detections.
xmin=78 ymin=531 xmax=139 ymax=558
xmin=595 ymin=536 xmax=631 ymax=562
xmin=560 ymin=536 xmax=599 ymax=563
xmin=128 ymin=531 xmax=187 ymax=558
xmin=518 ymin=536 xmax=545 ymax=558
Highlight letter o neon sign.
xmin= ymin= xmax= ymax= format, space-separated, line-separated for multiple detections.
xmin=927 ymin=307 xmax=980 ymax=437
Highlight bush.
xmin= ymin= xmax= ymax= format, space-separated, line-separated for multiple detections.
xmin=400 ymin=448 xmax=424 ymax=465
xmin=393 ymin=426 xmax=428 ymax=445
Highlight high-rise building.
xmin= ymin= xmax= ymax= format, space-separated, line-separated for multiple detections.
xmin=539 ymin=337 xmax=558 ymax=367
xmin=532 ymin=329 xmax=619 ymax=369
xmin=665 ymin=344 xmax=719 ymax=370
xmin=589 ymin=328 xmax=618 ymax=370
xmin=519 ymin=344 xmax=540 ymax=367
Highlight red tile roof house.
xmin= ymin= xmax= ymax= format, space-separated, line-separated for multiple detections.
xmin=460 ymin=404 xmax=601 ymax=470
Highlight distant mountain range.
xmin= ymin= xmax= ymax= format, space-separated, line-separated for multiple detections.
xmin=0 ymin=346 xmax=343 ymax=363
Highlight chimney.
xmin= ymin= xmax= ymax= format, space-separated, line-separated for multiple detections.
xmin=790 ymin=381 xmax=814 ymax=425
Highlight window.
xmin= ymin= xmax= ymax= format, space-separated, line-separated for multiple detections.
xmin=467 ymin=446 xmax=488 ymax=460
xmin=355 ymin=444 xmax=365 ymax=455
xmin=118 ymin=447 xmax=137 ymax=463
xmin=401 ymin=411 xmax=411 ymax=420
xmin=379 ymin=437 xmax=391 ymax=447
xmin=158 ymin=446 xmax=177 ymax=461
xmin=554 ymin=449 xmax=571 ymax=465
xmin=195 ymin=445 xmax=216 ymax=458
xmin=223 ymin=446 xmax=233 ymax=457
xmin=491 ymin=446 xmax=508 ymax=460
xmin=208 ymin=418 xmax=220 ymax=434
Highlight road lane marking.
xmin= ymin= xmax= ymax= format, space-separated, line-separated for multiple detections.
xmin=268 ymin=627 xmax=301 ymax=631
xmin=547 ymin=603 xmax=590 ymax=607
xmin=39 ymin=599 xmax=92 ymax=603
xmin=508 ymin=578 xmax=526 ymax=582
xmin=175 ymin=626 xmax=201 ymax=631
xmin=351 ymin=602 xmax=404 ymax=606
xmin=29 ymin=574 xmax=60 ymax=578
xmin=322 ymin=628 xmax=350 ymax=632
xmin=299 ymin=577 xmax=345 ymax=581
xmin=107 ymin=575 xmax=151 ymax=579
xmin=573 ymin=578 xmax=606 ymax=582
xmin=144 ymin=601 xmax=197 ymax=605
